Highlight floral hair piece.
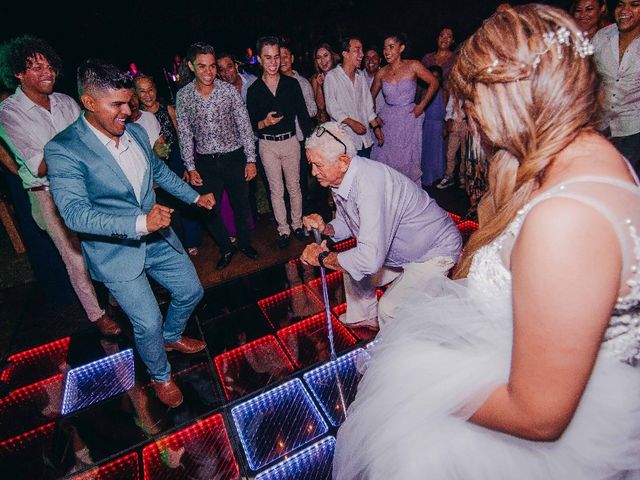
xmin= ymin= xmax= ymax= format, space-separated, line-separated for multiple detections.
xmin=533 ymin=26 xmax=594 ymax=67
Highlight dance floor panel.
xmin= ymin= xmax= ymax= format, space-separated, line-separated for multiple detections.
xmin=61 ymin=349 xmax=135 ymax=415
xmin=231 ymin=378 xmax=329 ymax=471
xmin=0 ymin=373 xmax=64 ymax=441
xmin=255 ymin=436 xmax=336 ymax=480
xmin=0 ymin=337 xmax=70 ymax=389
xmin=142 ymin=413 xmax=239 ymax=480
xmin=277 ymin=313 xmax=358 ymax=368
xmin=257 ymin=284 xmax=325 ymax=330
xmin=303 ymin=349 xmax=365 ymax=427
xmin=214 ymin=335 xmax=295 ymax=401
xmin=307 ymin=271 xmax=346 ymax=308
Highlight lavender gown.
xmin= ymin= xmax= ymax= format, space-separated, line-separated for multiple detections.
xmin=371 ymin=79 xmax=424 ymax=184
xmin=421 ymin=90 xmax=447 ymax=186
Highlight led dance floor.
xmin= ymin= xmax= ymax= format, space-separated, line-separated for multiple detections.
xmin=0 ymin=216 xmax=477 ymax=479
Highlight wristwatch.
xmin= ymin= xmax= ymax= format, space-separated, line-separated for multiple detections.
xmin=318 ymin=251 xmax=330 ymax=268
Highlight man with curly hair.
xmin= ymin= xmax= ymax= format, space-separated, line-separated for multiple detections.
xmin=0 ymin=35 xmax=120 ymax=336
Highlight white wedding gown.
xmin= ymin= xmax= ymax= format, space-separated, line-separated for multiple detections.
xmin=334 ymin=176 xmax=640 ymax=479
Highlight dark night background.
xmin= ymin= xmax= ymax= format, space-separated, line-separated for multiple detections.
xmin=1 ymin=0 xmax=586 ymax=98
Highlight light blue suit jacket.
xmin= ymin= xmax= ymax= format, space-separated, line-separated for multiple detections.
xmin=44 ymin=117 xmax=199 ymax=282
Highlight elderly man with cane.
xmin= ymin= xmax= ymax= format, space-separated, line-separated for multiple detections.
xmin=300 ymin=122 xmax=462 ymax=330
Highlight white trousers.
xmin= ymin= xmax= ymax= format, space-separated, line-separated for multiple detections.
xmin=342 ymin=256 xmax=456 ymax=328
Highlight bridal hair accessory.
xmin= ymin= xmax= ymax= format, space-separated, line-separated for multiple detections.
xmin=485 ymin=26 xmax=594 ymax=74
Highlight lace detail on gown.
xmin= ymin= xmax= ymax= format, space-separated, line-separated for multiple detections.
xmin=468 ymin=176 xmax=640 ymax=365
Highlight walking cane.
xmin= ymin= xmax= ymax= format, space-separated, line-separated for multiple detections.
xmin=311 ymin=228 xmax=348 ymax=420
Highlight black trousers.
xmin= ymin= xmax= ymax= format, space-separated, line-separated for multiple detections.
xmin=195 ymin=148 xmax=251 ymax=252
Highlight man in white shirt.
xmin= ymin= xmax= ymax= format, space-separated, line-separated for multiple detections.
xmin=216 ymin=53 xmax=257 ymax=104
xmin=324 ymin=36 xmax=383 ymax=158
xmin=593 ymin=0 xmax=640 ymax=171
xmin=363 ymin=46 xmax=385 ymax=114
xmin=0 ymin=35 xmax=119 ymax=336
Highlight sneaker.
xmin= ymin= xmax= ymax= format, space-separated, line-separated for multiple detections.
xmin=435 ymin=176 xmax=454 ymax=189
xmin=277 ymin=234 xmax=291 ymax=249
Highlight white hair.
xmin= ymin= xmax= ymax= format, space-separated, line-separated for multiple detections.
xmin=305 ymin=121 xmax=357 ymax=162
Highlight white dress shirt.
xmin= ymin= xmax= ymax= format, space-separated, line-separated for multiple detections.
xmin=324 ymin=66 xmax=377 ymax=150
xmin=134 ymin=110 xmax=162 ymax=146
xmin=329 ymin=156 xmax=461 ymax=281
xmin=239 ymin=71 xmax=257 ymax=104
xmin=83 ymin=116 xmax=149 ymax=235
xmin=292 ymin=70 xmax=317 ymax=141
xmin=593 ymin=24 xmax=640 ymax=137
xmin=0 ymin=87 xmax=81 ymax=188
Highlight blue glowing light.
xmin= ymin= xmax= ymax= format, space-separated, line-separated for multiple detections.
xmin=61 ymin=349 xmax=134 ymax=415
xmin=231 ymin=378 xmax=328 ymax=471
xmin=303 ymin=349 xmax=364 ymax=427
xmin=255 ymin=436 xmax=336 ymax=480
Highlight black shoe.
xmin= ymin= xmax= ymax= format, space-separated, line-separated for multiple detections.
xmin=239 ymin=245 xmax=259 ymax=260
xmin=277 ymin=234 xmax=291 ymax=249
xmin=216 ymin=248 xmax=236 ymax=270
xmin=293 ymin=228 xmax=306 ymax=241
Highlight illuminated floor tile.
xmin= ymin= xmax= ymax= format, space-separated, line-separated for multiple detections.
xmin=255 ymin=436 xmax=336 ymax=480
xmin=303 ymin=349 xmax=365 ymax=427
xmin=62 ymin=349 xmax=135 ymax=415
xmin=67 ymin=451 xmax=139 ymax=480
xmin=142 ymin=413 xmax=238 ymax=480
xmin=332 ymin=238 xmax=356 ymax=252
xmin=0 ymin=337 xmax=70 ymax=389
xmin=0 ymin=422 xmax=55 ymax=478
xmin=306 ymin=271 xmax=346 ymax=309
xmin=448 ymin=212 xmax=463 ymax=224
xmin=231 ymin=378 xmax=328 ymax=471
xmin=277 ymin=313 xmax=357 ymax=369
xmin=214 ymin=335 xmax=295 ymax=401
xmin=257 ymin=285 xmax=324 ymax=330
xmin=0 ymin=373 xmax=64 ymax=441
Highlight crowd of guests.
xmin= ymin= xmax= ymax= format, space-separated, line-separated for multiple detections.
xmin=0 ymin=1 xmax=638 ymax=478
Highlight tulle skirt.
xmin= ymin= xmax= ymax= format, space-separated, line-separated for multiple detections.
xmin=333 ymin=276 xmax=640 ymax=479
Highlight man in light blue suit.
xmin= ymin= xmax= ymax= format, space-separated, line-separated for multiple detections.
xmin=45 ymin=60 xmax=216 ymax=408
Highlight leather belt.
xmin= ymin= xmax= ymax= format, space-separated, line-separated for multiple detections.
xmin=259 ymin=132 xmax=294 ymax=142
xmin=26 ymin=185 xmax=49 ymax=192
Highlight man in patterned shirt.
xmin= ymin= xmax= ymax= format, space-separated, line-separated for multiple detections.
xmin=176 ymin=42 xmax=259 ymax=270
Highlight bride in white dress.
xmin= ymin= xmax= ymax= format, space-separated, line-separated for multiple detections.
xmin=333 ymin=4 xmax=640 ymax=479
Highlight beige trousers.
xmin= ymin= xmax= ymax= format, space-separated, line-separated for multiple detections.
xmin=29 ymin=189 xmax=104 ymax=321
xmin=342 ymin=255 xmax=456 ymax=328
xmin=259 ymin=137 xmax=303 ymax=236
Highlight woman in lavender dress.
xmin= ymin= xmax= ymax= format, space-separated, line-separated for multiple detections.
xmin=371 ymin=33 xmax=440 ymax=184
xmin=421 ymin=65 xmax=447 ymax=187
xmin=421 ymin=27 xmax=458 ymax=86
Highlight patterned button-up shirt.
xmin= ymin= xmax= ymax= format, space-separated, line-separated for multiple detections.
xmin=593 ymin=24 xmax=640 ymax=138
xmin=176 ymin=79 xmax=256 ymax=171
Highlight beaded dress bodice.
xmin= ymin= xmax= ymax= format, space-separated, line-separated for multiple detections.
xmin=468 ymin=176 xmax=640 ymax=365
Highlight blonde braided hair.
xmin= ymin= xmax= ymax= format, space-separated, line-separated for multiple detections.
xmin=450 ymin=3 xmax=601 ymax=278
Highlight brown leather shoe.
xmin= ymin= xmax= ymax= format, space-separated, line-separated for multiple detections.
xmin=152 ymin=379 xmax=183 ymax=408
xmin=165 ymin=336 xmax=206 ymax=354
xmin=94 ymin=314 xmax=122 ymax=336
